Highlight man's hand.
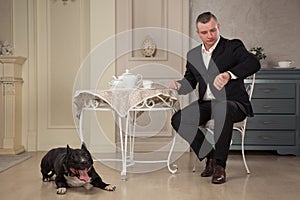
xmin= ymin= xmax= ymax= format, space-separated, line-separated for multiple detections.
xmin=168 ymin=80 xmax=181 ymax=90
xmin=213 ymin=72 xmax=231 ymax=90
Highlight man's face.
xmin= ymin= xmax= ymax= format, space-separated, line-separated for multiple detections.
xmin=196 ymin=18 xmax=220 ymax=50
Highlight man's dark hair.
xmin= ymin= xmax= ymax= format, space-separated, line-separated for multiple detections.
xmin=196 ymin=12 xmax=218 ymax=26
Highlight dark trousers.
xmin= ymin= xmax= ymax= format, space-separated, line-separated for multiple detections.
xmin=171 ymin=99 xmax=246 ymax=168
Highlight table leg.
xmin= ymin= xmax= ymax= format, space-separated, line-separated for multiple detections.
xmin=79 ymin=110 xmax=84 ymax=142
xmin=118 ymin=116 xmax=127 ymax=180
xmin=166 ymin=108 xmax=178 ymax=174
xmin=167 ymin=132 xmax=178 ymax=174
xmin=129 ymin=108 xmax=178 ymax=175
xmin=129 ymin=111 xmax=137 ymax=163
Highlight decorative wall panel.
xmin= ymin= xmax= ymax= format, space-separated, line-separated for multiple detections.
xmin=47 ymin=1 xmax=81 ymax=128
xmin=130 ymin=0 xmax=167 ymax=60
xmin=116 ymin=0 xmax=189 ymax=151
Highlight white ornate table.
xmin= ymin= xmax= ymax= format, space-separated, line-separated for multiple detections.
xmin=73 ymin=88 xmax=179 ymax=179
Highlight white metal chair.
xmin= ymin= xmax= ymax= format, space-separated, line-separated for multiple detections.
xmin=192 ymin=74 xmax=256 ymax=174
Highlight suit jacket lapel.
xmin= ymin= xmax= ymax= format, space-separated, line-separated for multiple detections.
xmin=197 ymin=44 xmax=206 ymax=73
xmin=211 ymin=36 xmax=225 ymax=62
xmin=208 ymin=37 xmax=225 ymax=75
xmin=207 ymin=37 xmax=227 ymax=100
xmin=188 ymin=45 xmax=208 ymax=80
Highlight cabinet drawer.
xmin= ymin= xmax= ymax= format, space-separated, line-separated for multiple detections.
xmin=232 ymin=131 xmax=295 ymax=145
xmin=253 ymin=83 xmax=295 ymax=98
xmin=247 ymin=115 xmax=296 ymax=130
xmin=252 ymin=99 xmax=295 ymax=114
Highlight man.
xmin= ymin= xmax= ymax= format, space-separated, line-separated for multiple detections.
xmin=169 ymin=12 xmax=260 ymax=184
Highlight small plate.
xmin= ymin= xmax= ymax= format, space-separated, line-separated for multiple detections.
xmin=272 ymin=66 xmax=296 ymax=69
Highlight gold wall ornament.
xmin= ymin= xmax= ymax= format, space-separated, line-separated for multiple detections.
xmin=141 ymin=36 xmax=156 ymax=57
xmin=0 ymin=40 xmax=13 ymax=56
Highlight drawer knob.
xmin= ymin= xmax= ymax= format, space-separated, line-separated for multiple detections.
xmin=261 ymin=121 xmax=278 ymax=125
xmin=263 ymin=121 xmax=272 ymax=124
xmin=263 ymin=105 xmax=272 ymax=108
xmin=260 ymin=88 xmax=276 ymax=93
xmin=259 ymin=136 xmax=271 ymax=140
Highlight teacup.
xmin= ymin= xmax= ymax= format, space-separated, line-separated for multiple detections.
xmin=142 ymin=80 xmax=153 ymax=89
xmin=278 ymin=60 xmax=294 ymax=68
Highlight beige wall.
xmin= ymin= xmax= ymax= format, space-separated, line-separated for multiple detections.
xmin=89 ymin=0 xmax=116 ymax=152
xmin=0 ymin=0 xmax=13 ymax=44
xmin=190 ymin=0 xmax=300 ymax=68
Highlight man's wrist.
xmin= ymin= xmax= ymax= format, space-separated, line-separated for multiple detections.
xmin=226 ymin=71 xmax=237 ymax=80
xmin=226 ymin=71 xmax=231 ymax=80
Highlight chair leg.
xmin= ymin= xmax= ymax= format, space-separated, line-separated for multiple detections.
xmin=192 ymin=153 xmax=197 ymax=172
xmin=193 ymin=127 xmax=251 ymax=174
xmin=241 ymin=131 xmax=250 ymax=174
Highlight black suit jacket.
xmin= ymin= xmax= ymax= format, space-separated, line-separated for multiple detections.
xmin=178 ymin=36 xmax=261 ymax=117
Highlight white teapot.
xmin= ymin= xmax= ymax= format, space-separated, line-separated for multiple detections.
xmin=109 ymin=69 xmax=143 ymax=89
xmin=108 ymin=78 xmax=124 ymax=89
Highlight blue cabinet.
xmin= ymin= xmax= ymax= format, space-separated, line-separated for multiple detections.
xmin=231 ymin=68 xmax=300 ymax=155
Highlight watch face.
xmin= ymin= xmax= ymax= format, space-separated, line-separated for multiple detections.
xmin=142 ymin=37 xmax=156 ymax=57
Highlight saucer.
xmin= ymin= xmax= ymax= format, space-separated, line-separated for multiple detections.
xmin=272 ymin=66 xmax=295 ymax=69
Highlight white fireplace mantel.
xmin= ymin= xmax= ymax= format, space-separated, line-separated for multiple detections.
xmin=0 ymin=55 xmax=26 ymax=154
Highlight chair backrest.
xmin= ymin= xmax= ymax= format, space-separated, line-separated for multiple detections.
xmin=233 ymin=74 xmax=256 ymax=129
xmin=246 ymin=74 xmax=256 ymax=100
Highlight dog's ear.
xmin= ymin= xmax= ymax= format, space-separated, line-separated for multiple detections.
xmin=81 ymin=142 xmax=91 ymax=154
xmin=81 ymin=142 xmax=87 ymax=151
xmin=67 ymin=144 xmax=71 ymax=154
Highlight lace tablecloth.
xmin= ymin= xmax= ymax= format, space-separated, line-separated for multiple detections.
xmin=73 ymin=88 xmax=179 ymax=118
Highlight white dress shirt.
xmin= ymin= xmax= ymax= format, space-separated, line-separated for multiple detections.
xmin=201 ymin=38 xmax=237 ymax=100
xmin=201 ymin=38 xmax=219 ymax=100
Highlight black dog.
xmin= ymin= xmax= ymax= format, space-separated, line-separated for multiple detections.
xmin=40 ymin=143 xmax=116 ymax=194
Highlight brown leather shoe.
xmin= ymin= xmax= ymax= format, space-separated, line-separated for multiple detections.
xmin=212 ymin=165 xmax=226 ymax=184
xmin=200 ymin=159 xmax=216 ymax=177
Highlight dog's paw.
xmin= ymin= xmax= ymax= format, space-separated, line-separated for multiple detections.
xmin=42 ymin=178 xmax=51 ymax=182
xmin=104 ymin=184 xmax=116 ymax=191
xmin=56 ymin=187 xmax=67 ymax=195
xmin=42 ymin=176 xmax=55 ymax=182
